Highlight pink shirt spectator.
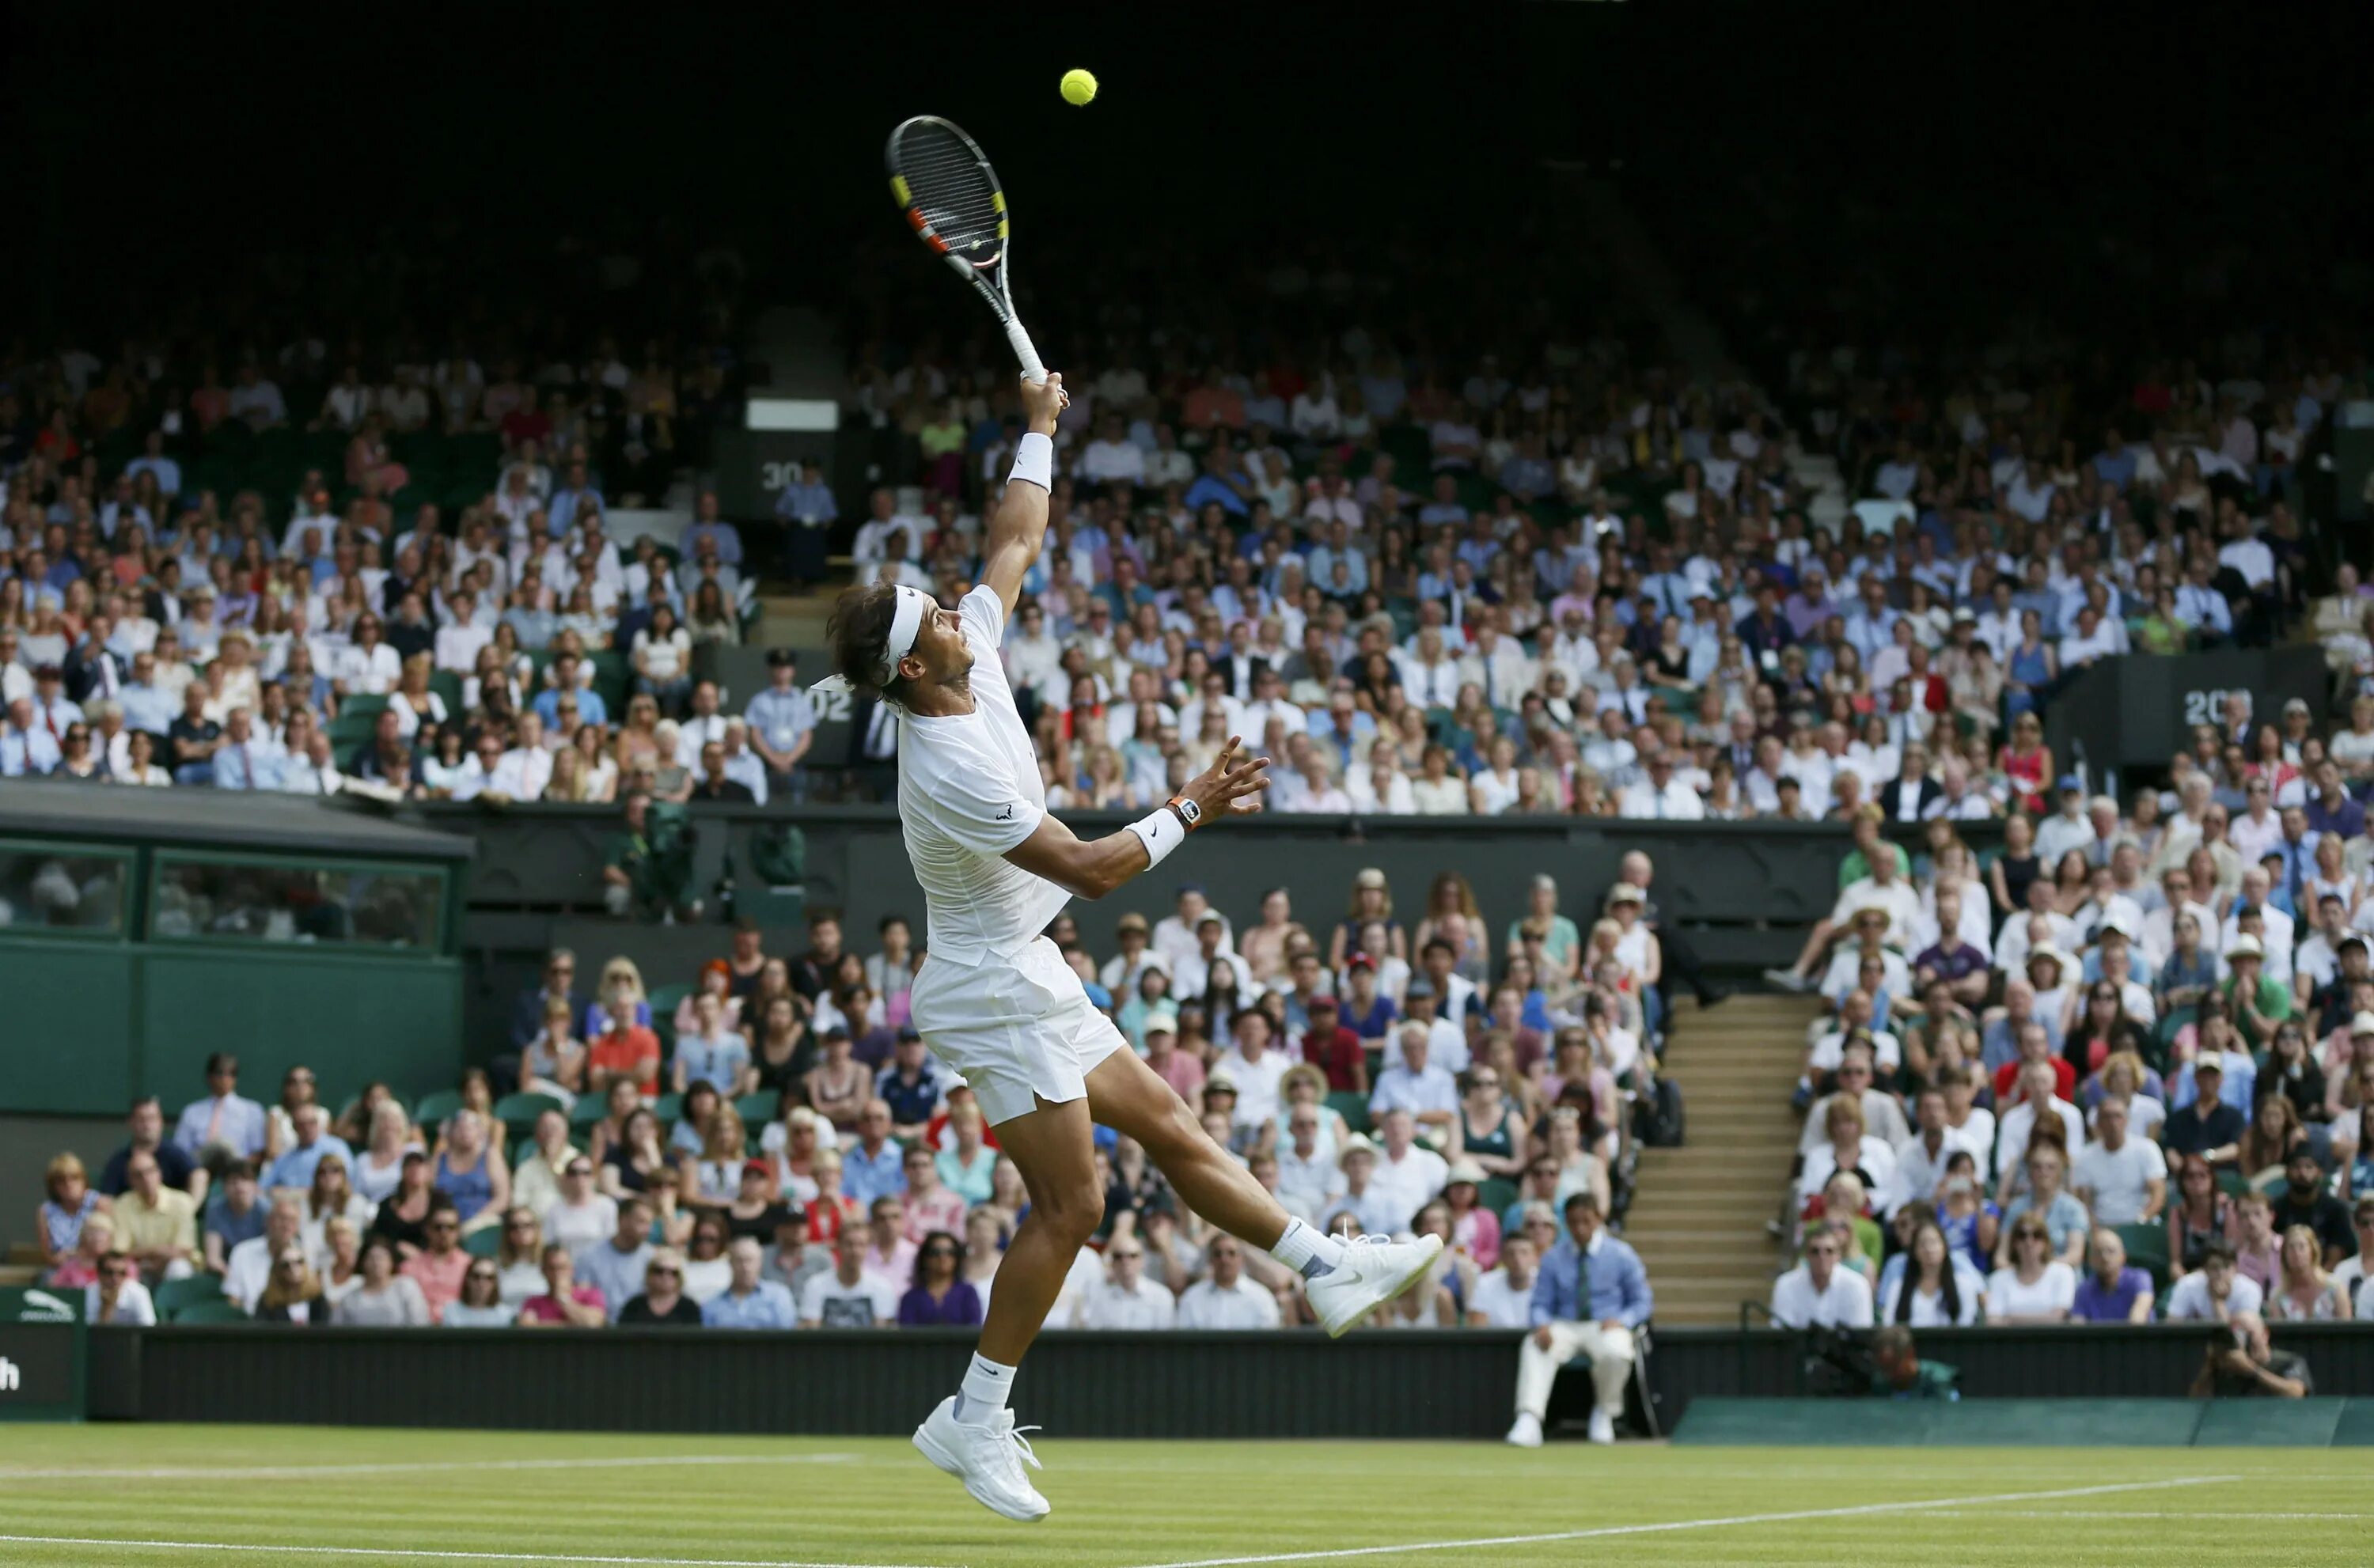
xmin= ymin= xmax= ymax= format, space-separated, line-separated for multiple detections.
xmin=1451 ymin=1205 xmax=1502 ymax=1271
xmin=518 ymin=1286 xmax=605 ymax=1324
xmin=1153 ymin=1049 xmax=1206 ymax=1104
xmin=401 ymin=1251 xmax=470 ymax=1324
xmin=903 ymin=1187 xmax=968 ymax=1244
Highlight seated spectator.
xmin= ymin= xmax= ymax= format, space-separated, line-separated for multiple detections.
xmin=400 ymin=1200 xmax=471 ymax=1322
xmin=441 ymin=1261 xmax=517 ymax=1328
xmin=518 ymin=1242 xmax=608 ymax=1327
xmin=1879 ymin=1216 xmax=1982 ymax=1327
xmin=110 ymin=1149 xmax=199 ymax=1283
xmin=173 ymin=1052 xmax=268 ymax=1167
xmin=1769 ymin=1226 xmax=1875 ymax=1330
xmin=619 ymin=1248 xmax=706 ymax=1327
xmin=1997 ymin=1145 xmax=2090 ymax=1268
xmin=84 ymin=1249 xmax=157 ymax=1326
xmin=1174 ymin=1236 xmax=1283 ymax=1330
xmin=1504 ymin=1193 xmax=1651 ymax=1448
xmin=896 ymin=1230 xmax=982 ymax=1327
xmin=335 ymin=1237 xmax=431 ymax=1327
xmin=492 ymin=1210 xmax=549 ymax=1307
xmin=254 ymin=1244 xmax=330 ymax=1326
xmin=800 ymin=1225 xmax=899 ymax=1327
xmin=544 ymin=1157 xmax=619 ymax=1262
xmin=1984 ymin=1214 xmax=2078 ymax=1324
xmin=36 ymin=1153 xmax=107 ymax=1278
xmin=681 ymin=1214 xmax=734 ymax=1302
xmin=100 ymin=1096 xmax=200 ymax=1201
xmin=2071 ymin=1227 xmax=2156 ymax=1324
xmin=2266 ymin=1224 xmax=2351 ymax=1322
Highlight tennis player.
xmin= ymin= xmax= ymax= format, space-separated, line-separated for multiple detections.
xmin=817 ymin=372 xmax=1441 ymax=1522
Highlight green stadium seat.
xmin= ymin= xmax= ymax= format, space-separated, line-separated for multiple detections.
xmin=647 ymin=983 xmax=692 ymax=1021
xmin=173 ymin=1301 xmax=252 ymax=1326
xmin=2215 ymin=1168 xmax=2252 ymax=1200
xmin=653 ymin=1093 xmax=683 ymax=1126
xmin=462 ymin=1225 xmax=505 ymax=1259
xmin=735 ymin=1091 xmax=782 ymax=1127
xmin=2113 ymin=1223 xmax=2171 ymax=1289
xmin=155 ymin=1274 xmax=226 ymax=1316
xmin=569 ymin=1097 xmax=610 ymax=1131
xmin=413 ymin=1089 xmax=465 ymax=1130
xmin=1327 ymin=1091 xmax=1373 ymax=1137
xmin=494 ymin=1092 xmax=567 ymax=1141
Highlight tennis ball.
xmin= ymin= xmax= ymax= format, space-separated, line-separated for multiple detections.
xmin=1060 ymin=68 xmax=1098 ymax=107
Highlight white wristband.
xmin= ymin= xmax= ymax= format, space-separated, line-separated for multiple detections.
xmin=1125 ymin=805 xmax=1186 ymax=869
xmin=1009 ymin=430 xmax=1053 ymax=490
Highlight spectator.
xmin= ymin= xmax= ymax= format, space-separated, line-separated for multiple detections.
xmin=2167 ymin=1242 xmax=2265 ymax=1324
xmin=441 ymin=1261 xmax=516 ymax=1328
xmin=896 ymin=1230 xmax=982 ymax=1327
xmin=100 ymin=1096 xmax=200 ymax=1200
xmin=109 ymin=1149 xmax=199 ymax=1283
xmin=263 ymin=1104 xmax=356 ymax=1197
xmin=2071 ymin=1227 xmax=2156 ymax=1324
xmin=253 ymin=1244 xmax=330 ymax=1327
xmin=800 ymin=1225 xmax=899 ymax=1327
xmin=1769 ymin=1226 xmax=1875 ymax=1330
xmin=2190 ymin=1309 xmax=2310 ymax=1399
xmin=762 ymin=1206 xmax=830 ymax=1300
xmin=517 ymin=1242 xmax=609 ymax=1327
xmin=35 ymin=1153 xmax=106 ymax=1277
xmin=1467 ymin=1231 xmax=1541 ymax=1328
xmin=1504 ymin=1193 xmax=1652 ymax=1448
xmin=172 ymin=1053 xmax=268 ymax=1167
xmin=703 ymin=1236 xmax=800 ymax=1328
xmin=575 ymin=1197 xmax=658 ymax=1320
xmin=492 ymin=1210 xmax=550 ymax=1308
xmin=2266 ymin=1149 xmax=2354 ymax=1267
xmin=400 ymin=1200 xmax=472 ymax=1323
xmin=1367 ymin=1110 xmax=1449 ymax=1235
xmin=2266 ymin=1225 xmax=2350 ymax=1322
xmin=1174 ymin=1236 xmax=1282 ymax=1330
xmin=1879 ymin=1215 xmax=1982 ymax=1327
xmin=1984 ymin=1214 xmax=2078 ymax=1324
xmin=544 ymin=1156 xmax=620 ymax=1262
xmin=84 ymin=1249 xmax=157 ymax=1327
xmin=619 ymin=1247 xmax=706 ymax=1326
xmin=1078 ymin=1235 xmax=1176 ymax=1328
xmin=200 ymin=1161 xmax=266 ymax=1275
xmin=336 ymin=1237 xmax=431 ymax=1327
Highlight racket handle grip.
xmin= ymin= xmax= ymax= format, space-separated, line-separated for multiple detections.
xmin=1004 ymin=317 xmax=1048 ymax=385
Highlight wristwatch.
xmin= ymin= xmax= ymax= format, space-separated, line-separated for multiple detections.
xmin=1166 ymin=794 xmax=1204 ymax=831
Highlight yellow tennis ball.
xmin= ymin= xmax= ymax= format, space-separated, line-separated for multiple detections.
xmin=1060 ymin=68 xmax=1098 ymax=107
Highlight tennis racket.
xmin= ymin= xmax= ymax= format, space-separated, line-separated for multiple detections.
xmin=885 ymin=115 xmax=1052 ymax=388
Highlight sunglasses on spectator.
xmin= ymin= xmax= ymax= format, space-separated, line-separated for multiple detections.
xmin=467 ymin=1267 xmax=497 ymax=1281
xmin=922 ymin=1246 xmax=958 ymax=1259
xmin=566 ymin=1165 xmax=594 ymax=1177
xmin=427 ymin=1219 xmax=459 ymax=1233
xmin=647 ymin=1265 xmax=680 ymax=1277
xmin=1108 ymin=1248 xmax=1143 ymax=1259
xmin=506 ymin=1218 xmax=535 ymax=1229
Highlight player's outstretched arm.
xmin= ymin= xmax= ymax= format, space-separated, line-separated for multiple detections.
xmin=1005 ymin=737 xmax=1269 ymax=899
xmin=977 ymin=373 xmax=1067 ymax=619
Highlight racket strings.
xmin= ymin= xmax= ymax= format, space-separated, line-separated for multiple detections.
xmin=898 ymin=129 xmax=1003 ymax=258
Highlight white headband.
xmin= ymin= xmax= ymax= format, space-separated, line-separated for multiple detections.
xmin=812 ymin=585 xmax=934 ymax=695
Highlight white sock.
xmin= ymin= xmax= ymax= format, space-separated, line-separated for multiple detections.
xmin=1269 ymin=1217 xmax=1347 ymax=1279
xmin=954 ymin=1351 xmax=1015 ymax=1427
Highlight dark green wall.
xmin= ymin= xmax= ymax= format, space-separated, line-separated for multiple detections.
xmin=0 ymin=945 xmax=462 ymax=1119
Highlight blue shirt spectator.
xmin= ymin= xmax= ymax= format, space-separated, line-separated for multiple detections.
xmin=840 ymin=1136 xmax=908 ymax=1206
xmin=674 ymin=1032 xmax=751 ymax=1096
xmin=263 ymin=1131 xmax=355 ymax=1193
xmin=702 ymin=1278 xmax=799 ymax=1329
xmin=1530 ymin=1220 xmax=1653 ymax=1328
xmin=533 ymin=684 xmax=608 ymax=732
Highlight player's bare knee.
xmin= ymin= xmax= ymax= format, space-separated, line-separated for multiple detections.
xmin=1038 ymin=1180 xmax=1104 ymax=1247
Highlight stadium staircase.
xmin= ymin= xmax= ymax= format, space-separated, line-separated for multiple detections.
xmin=1623 ymin=992 xmax=1823 ymax=1325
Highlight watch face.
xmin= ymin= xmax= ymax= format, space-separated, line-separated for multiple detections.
xmin=1177 ymin=797 xmax=1203 ymax=825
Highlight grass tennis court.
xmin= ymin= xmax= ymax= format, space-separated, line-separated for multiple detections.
xmin=1 ymin=1425 xmax=2367 ymax=1567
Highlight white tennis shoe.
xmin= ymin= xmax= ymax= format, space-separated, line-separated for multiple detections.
xmin=1305 ymin=1233 xmax=1445 ymax=1337
xmin=912 ymin=1396 xmax=1050 ymax=1523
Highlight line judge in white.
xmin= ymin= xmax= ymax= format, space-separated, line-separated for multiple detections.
xmin=818 ymin=372 xmax=1440 ymax=1527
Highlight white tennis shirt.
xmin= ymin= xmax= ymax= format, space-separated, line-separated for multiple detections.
xmin=896 ymin=586 xmax=1071 ymax=967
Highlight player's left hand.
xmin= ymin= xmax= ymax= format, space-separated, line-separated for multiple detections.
xmin=1181 ymin=736 xmax=1269 ymax=823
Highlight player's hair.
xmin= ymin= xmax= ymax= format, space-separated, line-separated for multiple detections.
xmin=825 ymin=582 xmax=912 ymax=704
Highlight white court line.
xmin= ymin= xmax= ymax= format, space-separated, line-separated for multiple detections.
xmin=1125 ymin=1475 xmax=2240 ymax=1568
xmin=0 ymin=1452 xmax=859 ymax=1482
xmin=0 ymin=1540 xmax=933 ymax=1568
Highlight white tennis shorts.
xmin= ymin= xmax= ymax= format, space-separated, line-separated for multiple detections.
xmin=907 ymin=935 xmax=1128 ymax=1127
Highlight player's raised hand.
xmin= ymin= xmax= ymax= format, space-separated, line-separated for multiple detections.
xmin=1019 ymin=371 xmax=1068 ymax=428
xmin=1181 ymin=736 xmax=1270 ymax=824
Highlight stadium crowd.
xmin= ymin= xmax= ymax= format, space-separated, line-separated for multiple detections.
xmin=38 ymin=860 xmax=1668 ymax=1392
xmin=1762 ymin=766 xmax=2374 ymax=1334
